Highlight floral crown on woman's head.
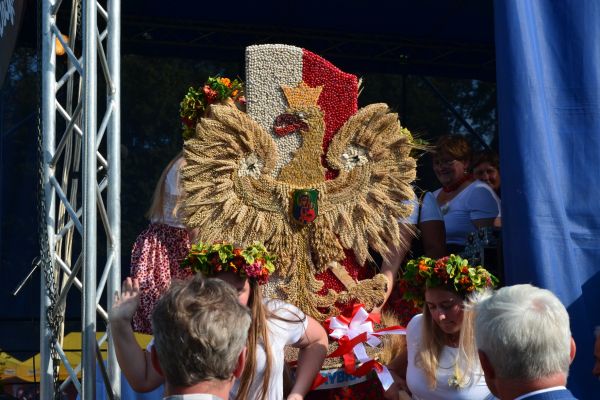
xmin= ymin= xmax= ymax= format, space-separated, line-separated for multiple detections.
xmin=399 ymin=254 xmax=498 ymax=307
xmin=181 ymin=242 xmax=275 ymax=285
xmin=179 ymin=76 xmax=245 ymax=140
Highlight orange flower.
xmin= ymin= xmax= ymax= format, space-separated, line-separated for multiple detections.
xmin=461 ymin=266 xmax=469 ymax=274
xmin=419 ymin=263 xmax=429 ymax=272
xmin=232 ymin=89 xmax=239 ymax=97
xmin=220 ymin=77 xmax=231 ymax=87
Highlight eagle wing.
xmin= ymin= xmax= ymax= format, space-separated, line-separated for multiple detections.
xmin=181 ymin=105 xmax=295 ymax=260
xmin=320 ymin=103 xmax=417 ymax=267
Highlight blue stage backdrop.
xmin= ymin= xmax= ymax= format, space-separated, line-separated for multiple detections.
xmin=495 ymin=1 xmax=600 ymax=397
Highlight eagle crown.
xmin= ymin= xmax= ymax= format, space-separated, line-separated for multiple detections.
xmin=281 ymin=81 xmax=323 ymax=107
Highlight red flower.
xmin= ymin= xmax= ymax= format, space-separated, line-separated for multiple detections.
xmin=181 ymin=116 xmax=194 ymax=127
xmin=399 ymin=280 xmax=408 ymax=291
xmin=435 ymin=258 xmax=448 ymax=268
xmin=203 ymin=85 xmax=218 ymax=103
xmin=434 ymin=267 xmax=449 ymax=281
xmin=231 ymin=256 xmax=245 ymax=267
xmin=459 ymin=276 xmax=471 ymax=285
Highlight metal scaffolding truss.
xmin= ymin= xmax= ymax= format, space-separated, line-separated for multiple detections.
xmin=40 ymin=0 xmax=121 ymax=398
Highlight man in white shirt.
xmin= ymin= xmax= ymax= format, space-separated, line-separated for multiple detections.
xmin=151 ymin=276 xmax=251 ymax=400
xmin=473 ymin=284 xmax=578 ymax=400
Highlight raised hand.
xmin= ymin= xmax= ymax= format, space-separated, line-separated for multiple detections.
xmin=109 ymin=277 xmax=141 ymax=323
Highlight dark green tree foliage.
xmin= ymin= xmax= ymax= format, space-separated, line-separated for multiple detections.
xmin=359 ymin=74 xmax=497 ymax=190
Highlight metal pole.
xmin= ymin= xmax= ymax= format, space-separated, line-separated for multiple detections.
xmin=82 ymin=0 xmax=98 ymax=398
xmin=106 ymin=0 xmax=122 ymax=397
xmin=41 ymin=0 xmax=57 ymax=398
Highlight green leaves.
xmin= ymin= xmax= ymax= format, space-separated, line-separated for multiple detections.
xmin=400 ymin=254 xmax=498 ymax=306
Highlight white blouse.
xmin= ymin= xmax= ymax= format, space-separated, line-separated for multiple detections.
xmin=406 ymin=314 xmax=495 ymax=400
xmin=433 ymin=181 xmax=500 ymax=246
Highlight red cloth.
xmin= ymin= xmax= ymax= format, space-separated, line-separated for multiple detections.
xmin=383 ymin=282 xmax=421 ymax=327
xmin=306 ymin=374 xmax=385 ymax=400
xmin=130 ymin=223 xmax=193 ymax=333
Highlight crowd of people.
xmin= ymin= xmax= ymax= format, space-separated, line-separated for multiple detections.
xmin=113 ymin=264 xmax=584 ymax=400
xmin=105 ymin=75 xmax=594 ymax=400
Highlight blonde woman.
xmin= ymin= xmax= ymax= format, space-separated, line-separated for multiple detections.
xmin=110 ymin=242 xmax=328 ymax=400
xmin=387 ymin=255 xmax=497 ymax=400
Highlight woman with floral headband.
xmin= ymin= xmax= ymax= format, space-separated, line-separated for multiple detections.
xmin=130 ymin=77 xmax=245 ymax=334
xmin=386 ymin=255 xmax=498 ymax=400
xmin=110 ymin=242 xmax=328 ymax=400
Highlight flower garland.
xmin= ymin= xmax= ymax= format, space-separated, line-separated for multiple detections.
xmin=181 ymin=242 xmax=275 ymax=285
xmin=179 ymin=76 xmax=245 ymax=140
xmin=399 ymin=254 xmax=498 ymax=307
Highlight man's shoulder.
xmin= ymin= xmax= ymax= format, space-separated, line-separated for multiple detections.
xmin=519 ymin=388 xmax=578 ymax=400
xmin=164 ymin=394 xmax=224 ymax=400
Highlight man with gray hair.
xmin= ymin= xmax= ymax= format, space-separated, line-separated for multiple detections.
xmin=150 ymin=275 xmax=251 ymax=400
xmin=473 ymin=284 xmax=577 ymax=400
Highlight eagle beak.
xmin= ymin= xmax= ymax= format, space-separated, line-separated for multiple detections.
xmin=273 ymin=113 xmax=309 ymax=137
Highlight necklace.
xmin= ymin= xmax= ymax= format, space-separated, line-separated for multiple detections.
xmin=442 ymin=174 xmax=472 ymax=193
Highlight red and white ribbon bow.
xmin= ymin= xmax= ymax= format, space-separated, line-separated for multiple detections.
xmin=325 ymin=304 xmax=406 ymax=391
